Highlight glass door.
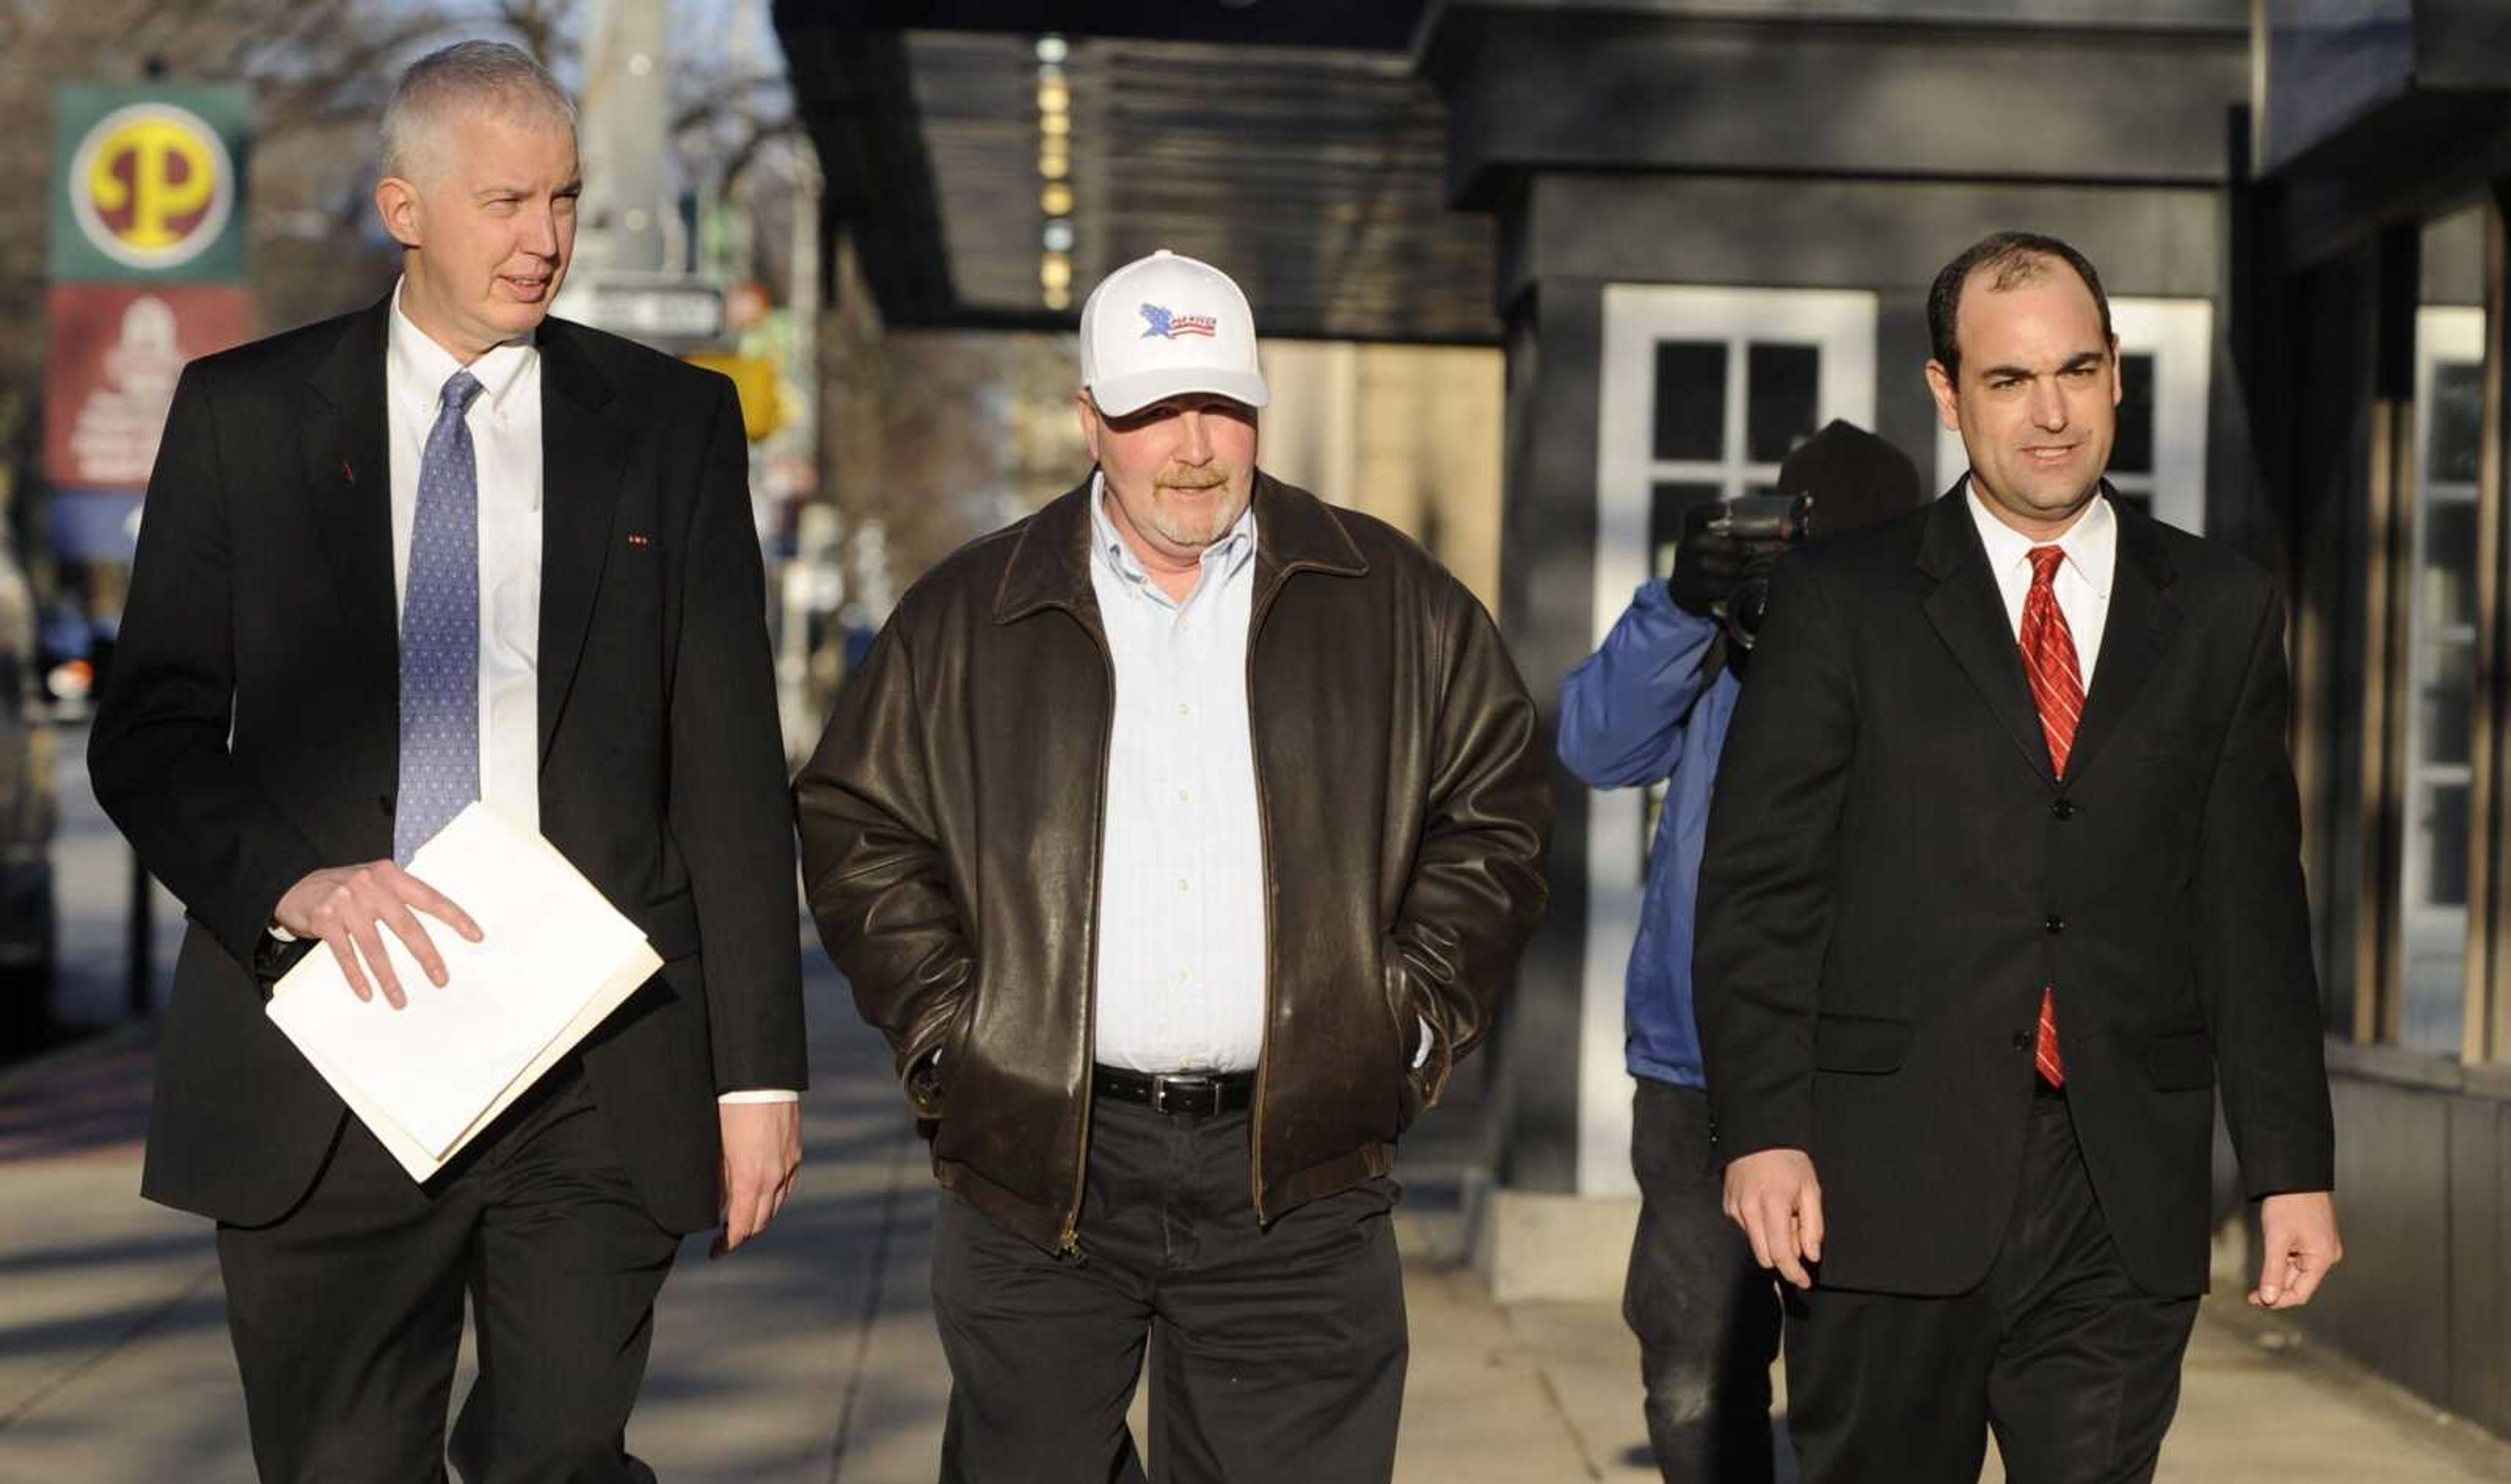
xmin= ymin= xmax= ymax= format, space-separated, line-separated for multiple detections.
xmin=1580 ymin=285 xmax=1877 ymax=1196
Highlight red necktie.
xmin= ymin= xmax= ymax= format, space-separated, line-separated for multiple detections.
xmin=2019 ymin=546 xmax=2080 ymax=1086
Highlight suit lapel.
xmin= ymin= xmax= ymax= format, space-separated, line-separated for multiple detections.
xmin=301 ymin=299 xmax=399 ymax=695
xmin=1915 ymin=487 xmax=2058 ymax=784
xmin=534 ymin=320 xmax=627 ymax=766
xmin=2062 ymin=501 xmax=2181 ymax=784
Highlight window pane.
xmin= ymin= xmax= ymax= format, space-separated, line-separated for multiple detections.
xmin=2425 ymin=782 xmax=2470 ymax=907
xmin=2421 ymin=640 xmax=2474 ymax=767
xmin=2112 ymin=353 xmax=2157 ymax=476
xmin=1653 ymin=342 xmax=1726 ymax=462
xmin=2422 ymin=500 xmax=2478 ymax=630
xmin=2401 ymin=952 xmax=2465 ymax=1054
xmin=1747 ymin=343 xmax=1820 ymax=464
xmin=1649 ymin=481 xmax=1724 ymax=582
xmin=2432 ymin=362 xmax=2485 ymax=484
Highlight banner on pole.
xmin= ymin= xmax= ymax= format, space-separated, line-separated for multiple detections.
xmin=43 ymin=282 xmax=255 ymax=492
xmin=50 ymin=84 xmax=252 ymax=284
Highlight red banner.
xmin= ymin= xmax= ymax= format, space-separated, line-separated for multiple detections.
xmin=43 ymin=282 xmax=254 ymax=490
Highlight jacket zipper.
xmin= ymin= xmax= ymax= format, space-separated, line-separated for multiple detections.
xmin=1059 ymin=612 xmax=1119 ymax=1256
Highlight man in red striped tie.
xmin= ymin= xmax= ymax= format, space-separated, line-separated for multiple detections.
xmin=1694 ymin=231 xmax=2340 ymax=1484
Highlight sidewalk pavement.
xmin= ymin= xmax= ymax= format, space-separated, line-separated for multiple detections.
xmin=4 ymin=954 xmax=2508 ymax=1483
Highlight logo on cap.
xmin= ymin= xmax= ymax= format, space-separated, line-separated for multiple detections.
xmin=1139 ymin=303 xmax=1218 ymax=340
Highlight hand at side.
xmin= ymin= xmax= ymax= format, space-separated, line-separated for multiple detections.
xmin=2251 ymin=1191 xmax=2342 ymax=1309
xmin=1724 ymin=1147 xmax=1824 ymax=1289
xmin=713 ymin=1100 xmax=802 ymax=1257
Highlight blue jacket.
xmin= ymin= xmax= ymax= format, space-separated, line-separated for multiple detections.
xmin=1558 ymin=581 xmax=1738 ymax=1088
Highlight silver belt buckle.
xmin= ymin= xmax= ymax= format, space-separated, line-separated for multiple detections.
xmin=1150 ymin=1074 xmax=1205 ymax=1114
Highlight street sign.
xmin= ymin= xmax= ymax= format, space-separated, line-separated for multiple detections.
xmin=683 ymin=352 xmax=784 ymax=441
xmin=50 ymin=85 xmax=252 ymax=284
xmin=552 ymin=272 xmax=725 ymax=348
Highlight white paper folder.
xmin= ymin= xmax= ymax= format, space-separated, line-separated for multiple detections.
xmin=266 ymin=802 xmax=665 ymax=1183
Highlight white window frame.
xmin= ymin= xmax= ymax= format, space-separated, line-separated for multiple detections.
xmin=1933 ymin=297 xmax=2213 ymax=534
xmin=1584 ymin=285 xmax=1877 ymax=1198
xmin=2397 ymin=305 xmax=2486 ymax=1054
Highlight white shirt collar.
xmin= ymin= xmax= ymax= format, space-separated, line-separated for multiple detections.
xmin=1087 ymin=469 xmax=1258 ymax=588
xmin=388 ymin=277 xmax=537 ymax=418
xmin=1964 ymin=480 xmax=2116 ymax=599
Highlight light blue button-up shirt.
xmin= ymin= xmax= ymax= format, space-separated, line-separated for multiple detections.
xmin=1085 ymin=477 xmax=1269 ymax=1073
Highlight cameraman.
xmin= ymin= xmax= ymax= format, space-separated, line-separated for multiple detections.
xmin=1559 ymin=420 xmax=1919 ymax=1482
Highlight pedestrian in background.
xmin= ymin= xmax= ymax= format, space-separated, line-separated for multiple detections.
xmin=1561 ymin=420 xmax=1919 ymax=1481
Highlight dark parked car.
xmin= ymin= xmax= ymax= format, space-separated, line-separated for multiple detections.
xmin=0 ymin=535 xmax=57 ymax=1054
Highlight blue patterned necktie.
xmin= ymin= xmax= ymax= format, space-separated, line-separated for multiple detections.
xmin=394 ymin=368 xmax=483 ymax=864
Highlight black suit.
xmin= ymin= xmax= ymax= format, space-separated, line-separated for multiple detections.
xmin=90 ymin=295 xmax=804 ymax=1481
xmin=1695 ymin=487 xmax=2332 ymax=1480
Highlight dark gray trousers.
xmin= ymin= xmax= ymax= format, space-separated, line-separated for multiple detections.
xmin=215 ymin=1068 xmax=680 ymax=1484
xmin=1624 ymin=1077 xmax=1785 ymax=1483
xmin=929 ymin=1095 xmax=1408 ymax=1484
xmin=1783 ymin=1094 xmax=2201 ymax=1484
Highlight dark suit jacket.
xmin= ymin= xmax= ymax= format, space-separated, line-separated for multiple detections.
xmin=1694 ymin=486 xmax=2334 ymax=1298
xmin=90 ymin=295 xmax=806 ymax=1234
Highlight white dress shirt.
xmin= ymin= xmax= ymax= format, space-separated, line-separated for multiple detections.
xmin=1085 ymin=477 xmax=1271 ymax=1073
xmin=385 ymin=282 xmax=543 ymax=829
xmin=385 ymin=283 xmax=791 ymax=1106
xmin=1966 ymin=482 xmax=2115 ymax=689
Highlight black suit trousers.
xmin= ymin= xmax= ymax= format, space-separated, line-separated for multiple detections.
xmin=929 ymin=1096 xmax=1409 ymax=1484
xmin=1782 ymin=1094 xmax=2199 ymax=1484
xmin=214 ymin=1067 xmax=680 ymax=1484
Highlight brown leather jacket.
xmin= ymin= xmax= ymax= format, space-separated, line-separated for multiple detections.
xmin=795 ymin=473 xmax=1552 ymax=1251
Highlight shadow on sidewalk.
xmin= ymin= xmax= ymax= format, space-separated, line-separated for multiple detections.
xmin=0 ymin=1034 xmax=154 ymax=1165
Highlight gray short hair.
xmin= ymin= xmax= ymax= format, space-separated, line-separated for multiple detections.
xmin=380 ymin=41 xmax=575 ymax=182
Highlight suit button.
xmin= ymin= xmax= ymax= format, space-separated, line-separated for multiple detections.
xmin=2045 ymin=915 xmax=2066 ymax=935
xmin=2012 ymin=1030 xmax=2033 ymax=1052
xmin=2052 ymin=799 xmax=2077 ymax=820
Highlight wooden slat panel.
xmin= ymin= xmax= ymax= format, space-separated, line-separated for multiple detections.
xmin=902 ymin=31 xmax=1500 ymax=343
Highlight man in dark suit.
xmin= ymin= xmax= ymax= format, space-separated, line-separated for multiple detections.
xmin=88 ymin=41 xmax=804 ymax=1484
xmin=1694 ymin=231 xmax=2340 ymax=1483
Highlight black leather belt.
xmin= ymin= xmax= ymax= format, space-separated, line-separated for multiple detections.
xmin=1092 ymin=1065 xmax=1256 ymax=1116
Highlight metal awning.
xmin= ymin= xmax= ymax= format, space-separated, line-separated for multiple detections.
xmin=772 ymin=2 xmax=1498 ymax=343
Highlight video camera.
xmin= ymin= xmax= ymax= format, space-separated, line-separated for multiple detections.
xmin=1704 ymin=493 xmax=1814 ymax=650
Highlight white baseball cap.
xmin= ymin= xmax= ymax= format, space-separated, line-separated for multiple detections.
xmin=1077 ymin=249 xmax=1270 ymax=417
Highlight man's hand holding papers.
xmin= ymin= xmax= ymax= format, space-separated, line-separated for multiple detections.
xmin=276 ymin=860 xmax=485 ymax=1008
xmin=266 ymin=803 xmax=665 ymax=1182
